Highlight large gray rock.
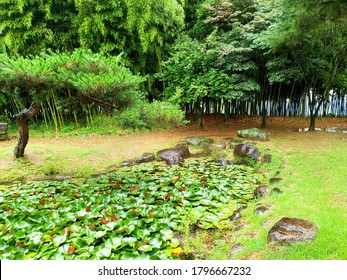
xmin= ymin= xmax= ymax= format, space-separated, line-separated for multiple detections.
xmin=237 ymin=128 xmax=269 ymax=141
xmin=267 ymin=217 xmax=318 ymax=244
xmin=157 ymin=145 xmax=190 ymax=165
xmin=185 ymin=136 xmax=208 ymax=146
xmin=234 ymin=143 xmax=260 ymax=161
xmin=225 ymin=138 xmax=245 ymax=149
xmin=202 ymin=139 xmax=226 ymax=155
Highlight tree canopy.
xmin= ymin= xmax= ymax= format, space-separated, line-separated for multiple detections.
xmin=0 ymin=0 xmax=346 ymax=130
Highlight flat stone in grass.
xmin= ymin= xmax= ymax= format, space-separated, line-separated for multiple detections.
xmin=230 ymin=243 xmax=244 ymax=258
xmin=269 ymin=177 xmax=283 ymax=185
xmin=120 ymin=161 xmax=135 ymax=167
xmin=271 ymin=187 xmax=284 ymax=195
xmin=255 ymin=206 xmax=270 ymax=216
xmin=267 ymin=217 xmax=318 ymax=244
xmin=254 ymin=185 xmax=269 ymax=198
xmin=237 ymin=128 xmax=269 ymax=141
xmin=135 ymin=152 xmax=155 ymax=164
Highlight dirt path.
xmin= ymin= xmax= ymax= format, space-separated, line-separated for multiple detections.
xmin=0 ymin=116 xmax=346 ymax=182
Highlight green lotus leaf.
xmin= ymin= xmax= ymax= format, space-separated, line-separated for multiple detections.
xmin=160 ymin=229 xmax=174 ymax=241
xmin=122 ymin=237 xmax=137 ymax=248
xmin=23 ymin=251 xmax=38 ymax=260
xmin=197 ymin=221 xmax=215 ymax=229
xmin=170 ymin=238 xmax=180 ymax=248
xmin=28 ymin=232 xmax=43 ymax=245
xmin=149 ymin=237 xmax=162 ymax=249
xmin=120 ymin=252 xmax=139 ymax=260
xmin=104 ymin=221 xmax=117 ymax=231
xmin=93 ymin=231 xmax=107 ymax=239
xmin=53 ymin=235 xmax=66 ymax=247
xmin=14 ymin=230 xmax=27 ymax=239
xmin=138 ymin=244 xmax=153 ymax=252
xmin=13 ymin=221 xmax=31 ymax=230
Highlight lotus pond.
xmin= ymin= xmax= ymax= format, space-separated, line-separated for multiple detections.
xmin=0 ymin=159 xmax=264 ymax=260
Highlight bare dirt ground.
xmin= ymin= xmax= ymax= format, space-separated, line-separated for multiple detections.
xmin=0 ymin=116 xmax=346 ymax=181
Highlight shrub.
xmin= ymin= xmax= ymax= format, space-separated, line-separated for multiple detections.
xmin=117 ymin=101 xmax=187 ymax=130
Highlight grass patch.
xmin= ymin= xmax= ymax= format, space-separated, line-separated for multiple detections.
xmin=231 ymin=134 xmax=347 ymax=260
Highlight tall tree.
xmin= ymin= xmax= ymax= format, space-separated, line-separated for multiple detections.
xmin=0 ymin=0 xmax=78 ymax=55
xmin=0 ymin=49 xmax=146 ymax=134
xmin=261 ymin=0 xmax=347 ymax=130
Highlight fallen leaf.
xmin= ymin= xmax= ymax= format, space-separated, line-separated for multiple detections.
xmin=165 ymin=192 xmax=172 ymax=201
xmin=130 ymin=186 xmax=139 ymax=192
xmin=110 ymin=214 xmax=118 ymax=221
xmin=115 ymin=227 xmax=128 ymax=234
xmin=88 ymin=224 xmax=95 ymax=230
xmin=68 ymin=246 xmax=75 ymax=254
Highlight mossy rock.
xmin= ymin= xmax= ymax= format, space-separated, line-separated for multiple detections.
xmin=237 ymin=128 xmax=269 ymax=141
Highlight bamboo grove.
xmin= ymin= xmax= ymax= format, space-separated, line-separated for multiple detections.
xmin=0 ymin=0 xmax=347 ymax=131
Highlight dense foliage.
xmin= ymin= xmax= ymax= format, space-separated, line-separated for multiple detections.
xmin=0 ymin=0 xmax=346 ymax=129
xmin=0 ymin=159 xmax=263 ymax=260
xmin=0 ymin=49 xmax=146 ymax=129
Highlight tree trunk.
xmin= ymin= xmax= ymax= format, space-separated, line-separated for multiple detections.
xmin=261 ymin=92 xmax=267 ymax=128
xmin=13 ymin=103 xmax=41 ymax=158
xmin=198 ymin=100 xmax=204 ymax=128
xmin=308 ymin=113 xmax=316 ymax=131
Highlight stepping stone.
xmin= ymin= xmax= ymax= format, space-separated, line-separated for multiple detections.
xmin=230 ymin=243 xmax=244 ymax=258
xmin=269 ymin=178 xmax=283 ymax=185
xmin=267 ymin=217 xmax=318 ymax=243
xmin=254 ymin=185 xmax=269 ymax=198
xmin=255 ymin=206 xmax=270 ymax=216
xmin=271 ymin=187 xmax=284 ymax=194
